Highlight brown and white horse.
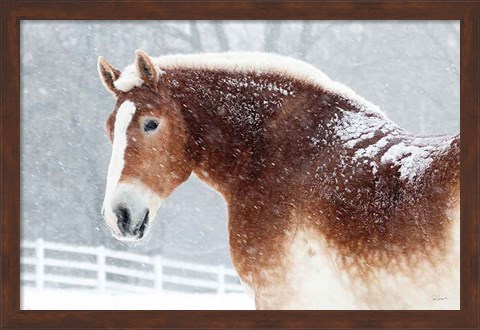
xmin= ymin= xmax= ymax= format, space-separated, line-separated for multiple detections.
xmin=98 ymin=51 xmax=459 ymax=310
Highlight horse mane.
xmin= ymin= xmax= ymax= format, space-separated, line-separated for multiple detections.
xmin=114 ymin=52 xmax=385 ymax=116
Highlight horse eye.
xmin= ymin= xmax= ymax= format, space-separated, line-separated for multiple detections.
xmin=144 ymin=120 xmax=159 ymax=132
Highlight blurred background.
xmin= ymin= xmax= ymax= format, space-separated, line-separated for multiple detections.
xmin=20 ymin=20 xmax=459 ymax=310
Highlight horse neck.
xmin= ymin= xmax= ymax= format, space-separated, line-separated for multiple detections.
xmin=164 ymin=68 xmax=300 ymax=196
xmin=163 ymin=67 xmax=459 ymax=203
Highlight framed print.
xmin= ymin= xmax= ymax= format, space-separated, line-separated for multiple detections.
xmin=1 ymin=1 xmax=478 ymax=329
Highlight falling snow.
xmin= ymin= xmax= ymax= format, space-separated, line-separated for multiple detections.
xmin=20 ymin=20 xmax=459 ymax=310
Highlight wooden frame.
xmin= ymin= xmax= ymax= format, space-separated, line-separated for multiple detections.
xmin=1 ymin=1 xmax=478 ymax=328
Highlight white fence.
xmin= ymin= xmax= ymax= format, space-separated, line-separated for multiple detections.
xmin=21 ymin=239 xmax=244 ymax=294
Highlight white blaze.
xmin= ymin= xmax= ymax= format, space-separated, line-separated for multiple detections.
xmin=102 ymin=100 xmax=136 ymax=234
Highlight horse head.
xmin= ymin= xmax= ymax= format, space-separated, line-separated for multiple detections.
xmin=98 ymin=50 xmax=191 ymax=241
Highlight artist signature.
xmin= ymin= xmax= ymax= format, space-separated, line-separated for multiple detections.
xmin=432 ymin=295 xmax=448 ymax=301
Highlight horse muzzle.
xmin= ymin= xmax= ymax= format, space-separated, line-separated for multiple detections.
xmin=102 ymin=181 xmax=162 ymax=241
xmin=113 ymin=206 xmax=150 ymax=239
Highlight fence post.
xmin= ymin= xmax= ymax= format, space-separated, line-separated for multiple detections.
xmin=217 ymin=265 xmax=225 ymax=294
xmin=154 ymin=255 xmax=163 ymax=291
xmin=97 ymin=246 xmax=106 ymax=293
xmin=35 ymin=238 xmax=44 ymax=290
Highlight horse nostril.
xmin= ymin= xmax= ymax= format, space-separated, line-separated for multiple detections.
xmin=133 ymin=210 xmax=149 ymax=238
xmin=114 ymin=206 xmax=131 ymax=234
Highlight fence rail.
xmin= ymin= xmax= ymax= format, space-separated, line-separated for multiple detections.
xmin=21 ymin=239 xmax=244 ymax=294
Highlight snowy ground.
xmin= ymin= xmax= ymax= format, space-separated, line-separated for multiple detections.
xmin=21 ymin=288 xmax=255 ymax=310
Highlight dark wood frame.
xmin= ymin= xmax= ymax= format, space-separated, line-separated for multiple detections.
xmin=1 ymin=1 xmax=478 ymax=329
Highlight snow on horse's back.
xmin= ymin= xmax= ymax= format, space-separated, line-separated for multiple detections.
xmin=99 ymin=51 xmax=460 ymax=309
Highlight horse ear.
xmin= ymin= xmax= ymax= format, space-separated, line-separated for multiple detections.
xmin=135 ymin=50 xmax=159 ymax=91
xmin=98 ymin=56 xmax=121 ymax=95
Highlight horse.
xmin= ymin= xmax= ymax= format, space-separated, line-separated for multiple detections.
xmin=98 ymin=50 xmax=459 ymax=310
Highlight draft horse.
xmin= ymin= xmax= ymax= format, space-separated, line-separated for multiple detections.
xmin=99 ymin=51 xmax=459 ymax=309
